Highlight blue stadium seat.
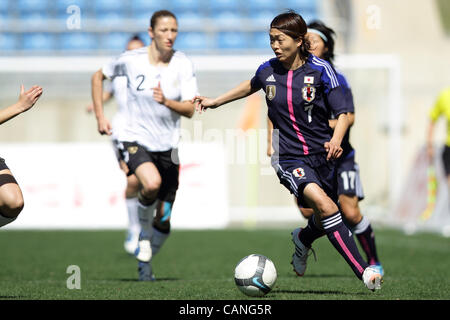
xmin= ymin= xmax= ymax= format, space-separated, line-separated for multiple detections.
xmin=212 ymin=11 xmax=243 ymax=28
xmin=22 ymin=32 xmax=55 ymax=51
xmin=0 ymin=1 xmax=10 ymax=12
xmin=16 ymin=0 xmax=48 ymax=12
xmin=19 ymin=12 xmax=48 ymax=28
xmin=101 ymin=32 xmax=132 ymax=51
xmin=286 ymin=0 xmax=318 ymax=12
xmin=60 ymin=32 xmax=97 ymax=51
xmin=0 ymin=33 xmax=17 ymax=51
xmin=249 ymin=10 xmax=274 ymax=27
xmin=131 ymin=0 xmax=164 ymax=12
xmin=135 ymin=11 xmax=153 ymax=28
xmin=217 ymin=32 xmax=247 ymax=49
xmin=209 ymin=0 xmax=240 ymax=11
xmin=171 ymin=0 xmax=201 ymax=11
xmin=55 ymin=0 xmax=87 ymax=12
xmin=96 ymin=12 xmax=124 ymax=28
xmin=176 ymin=11 xmax=204 ymax=29
xmin=244 ymin=0 xmax=279 ymax=11
xmin=137 ymin=32 xmax=149 ymax=46
xmin=92 ymin=0 xmax=124 ymax=12
xmin=0 ymin=12 xmax=9 ymax=28
xmin=176 ymin=32 xmax=207 ymax=50
xmin=251 ymin=32 xmax=271 ymax=50
xmin=301 ymin=13 xmax=319 ymax=25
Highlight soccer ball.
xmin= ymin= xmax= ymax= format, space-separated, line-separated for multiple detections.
xmin=234 ymin=254 xmax=277 ymax=297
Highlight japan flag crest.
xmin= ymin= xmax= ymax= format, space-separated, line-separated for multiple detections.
xmin=302 ymin=85 xmax=316 ymax=102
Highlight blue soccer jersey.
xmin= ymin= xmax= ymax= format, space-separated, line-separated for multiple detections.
xmin=251 ymin=54 xmax=347 ymax=158
xmin=335 ymin=72 xmax=355 ymax=158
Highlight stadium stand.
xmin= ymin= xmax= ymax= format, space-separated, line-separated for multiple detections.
xmin=0 ymin=0 xmax=320 ymax=53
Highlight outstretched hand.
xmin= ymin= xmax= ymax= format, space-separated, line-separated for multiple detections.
xmin=192 ymin=96 xmax=218 ymax=114
xmin=18 ymin=85 xmax=43 ymax=112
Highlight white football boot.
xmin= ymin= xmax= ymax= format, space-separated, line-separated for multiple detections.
xmin=135 ymin=238 xmax=152 ymax=263
xmin=291 ymin=228 xmax=315 ymax=276
xmin=362 ymin=266 xmax=383 ymax=291
xmin=124 ymin=231 xmax=139 ymax=255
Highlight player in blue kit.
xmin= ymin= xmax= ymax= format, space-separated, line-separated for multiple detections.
xmin=194 ymin=11 xmax=382 ymax=290
xmin=267 ymin=21 xmax=384 ymax=276
xmin=301 ymin=21 xmax=383 ymax=275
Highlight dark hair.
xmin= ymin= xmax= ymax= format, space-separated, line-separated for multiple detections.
xmin=307 ymin=20 xmax=336 ymax=66
xmin=270 ymin=10 xmax=310 ymax=61
xmin=128 ymin=34 xmax=144 ymax=44
xmin=150 ymin=10 xmax=177 ymax=29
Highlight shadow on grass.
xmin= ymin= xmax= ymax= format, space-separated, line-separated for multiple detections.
xmin=273 ymin=288 xmax=373 ymax=296
xmin=274 ymin=289 xmax=344 ymax=295
xmin=301 ymin=274 xmax=354 ymax=278
xmin=0 ymin=295 xmax=25 ymax=299
xmin=118 ymin=278 xmax=180 ymax=282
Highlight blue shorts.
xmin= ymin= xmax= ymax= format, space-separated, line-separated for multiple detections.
xmin=272 ymin=153 xmax=338 ymax=208
xmin=336 ymin=151 xmax=365 ymax=201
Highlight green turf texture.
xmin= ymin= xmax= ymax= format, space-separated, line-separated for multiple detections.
xmin=0 ymin=228 xmax=448 ymax=300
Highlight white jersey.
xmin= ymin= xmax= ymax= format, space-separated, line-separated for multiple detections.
xmin=102 ymin=47 xmax=198 ymax=152
xmin=102 ymin=78 xmax=129 ymax=142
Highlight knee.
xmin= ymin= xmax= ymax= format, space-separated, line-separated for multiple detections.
xmin=342 ymin=206 xmax=362 ymax=226
xmin=339 ymin=198 xmax=362 ymax=226
xmin=314 ymin=198 xmax=338 ymax=216
xmin=1 ymin=193 xmax=24 ymax=218
xmin=299 ymin=208 xmax=314 ymax=219
xmin=140 ymin=179 xmax=161 ymax=198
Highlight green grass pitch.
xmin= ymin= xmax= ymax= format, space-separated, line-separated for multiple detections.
xmin=0 ymin=227 xmax=449 ymax=300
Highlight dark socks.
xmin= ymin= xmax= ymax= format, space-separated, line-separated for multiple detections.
xmin=321 ymin=212 xmax=369 ymax=279
xmin=355 ymin=223 xmax=380 ymax=265
xmin=298 ymin=215 xmax=326 ymax=248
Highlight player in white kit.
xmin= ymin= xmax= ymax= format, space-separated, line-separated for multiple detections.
xmin=88 ymin=35 xmax=145 ymax=255
xmin=91 ymin=10 xmax=198 ymax=281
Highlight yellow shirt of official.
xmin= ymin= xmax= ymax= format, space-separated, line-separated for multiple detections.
xmin=429 ymin=87 xmax=450 ymax=147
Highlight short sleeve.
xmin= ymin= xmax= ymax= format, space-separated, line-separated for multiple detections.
xmin=102 ymin=57 xmax=117 ymax=80
xmin=250 ymin=74 xmax=262 ymax=91
xmin=345 ymin=88 xmax=355 ymax=113
xmin=336 ymin=73 xmax=355 ymax=113
xmin=250 ymin=61 xmax=270 ymax=91
xmin=180 ymin=58 xmax=199 ymax=101
xmin=326 ymin=86 xmax=347 ymax=118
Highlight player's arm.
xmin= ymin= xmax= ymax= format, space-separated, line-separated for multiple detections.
xmin=86 ymin=90 xmax=113 ymax=113
xmin=91 ymin=68 xmax=112 ymax=135
xmin=325 ymin=112 xmax=349 ymax=160
xmin=267 ymin=117 xmax=274 ymax=157
xmin=166 ymin=99 xmax=195 ymax=118
xmin=152 ymin=82 xmax=195 ymax=118
xmin=193 ymin=80 xmax=257 ymax=112
xmin=0 ymin=85 xmax=42 ymax=125
xmin=329 ymin=112 xmax=354 ymax=129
